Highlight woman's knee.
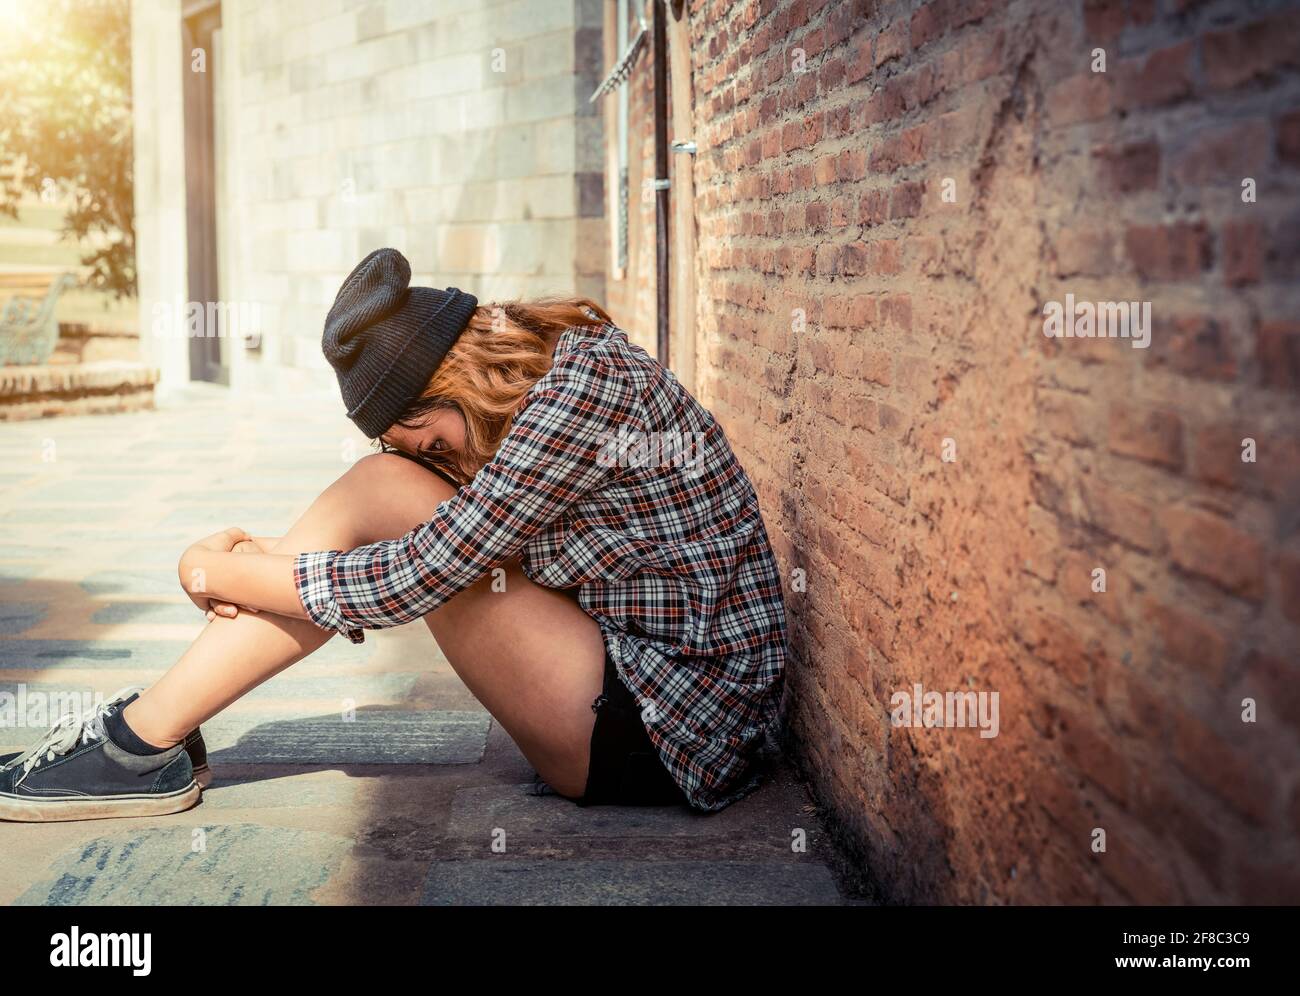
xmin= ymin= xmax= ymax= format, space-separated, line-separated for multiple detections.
xmin=337 ymin=452 xmax=457 ymax=539
xmin=344 ymin=450 xmax=428 ymax=483
xmin=335 ymin=452 xmax=453 ymax=500
xmin=269 ymin=453 xmax=456 ymax=556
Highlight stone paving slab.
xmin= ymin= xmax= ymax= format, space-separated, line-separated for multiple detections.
xmin=43 ymin=528 xmax=208 ymax=544
xmin=159 ymin=488 xmax=316 ymax=504
xmin=0 ymin=604 xmax=47 ymax=635
xmin=0 ymin=564 xmax=49 ymax=582
xmin=0 ymin=638 xmax=376 ymax=673
xmin=2 ymin=505 xmax=132 ymax=525
xmin=122 ymin=438 xmax=239 ymax=452
xmin=192 ymin=771 xmax=367 ymax=810
xmin=80 ymin=569 xmax=188 ymax=596
xmin=90 ymin=600 xmax=210 ymax=625
xmin=228 ymin=672 xmax=421 ymax=703
xmin=202 ymin=709 xmax=490 ymax=765
xmin=447 ymin=784 xmax=743 ymax=839
xmin=0 ymin=544 xmax=73 ymax=557
xmin=157 ymin=505 xmax=297 ymax=528
xmin=87 ymin=541 xmax=197 ymax=564
xmin=420 ymin=859 xmax=843 ymax=906
xmin=14 ymin=825 xmax=351 ymax=906
xmin=0 ymin=673 xmax=419 ymax=710
xmin=207 ymin=467 xmax=342 ymax=482
xmin=0 ymin=448 xmax=135 ymax=462
xmin=24 ymin=479 xmax=155 ymax=502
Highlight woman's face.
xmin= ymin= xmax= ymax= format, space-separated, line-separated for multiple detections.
xmin=381 ymin=407 xmax=467 ymax=466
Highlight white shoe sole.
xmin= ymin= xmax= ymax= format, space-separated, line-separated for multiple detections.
xmin=0 ymin=781 xmax=201 ymax=822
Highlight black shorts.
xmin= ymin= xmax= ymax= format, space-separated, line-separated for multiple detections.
xmin=574 ymin=654 xmax=688 ymax=808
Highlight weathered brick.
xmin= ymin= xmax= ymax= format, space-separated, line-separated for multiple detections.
xmin=1081 ymin=479 xmax=1164 ymax=552
xmin=1053 ymin=226 xmax=1116 ymax=277
xmin=1277 ymin=552 xmax=1300 ymax=625
xmin=1058 ymin=705 xmax=1130 ymax=803
xmin=1191 ymin=423 xmax=1262 ymax=493
xmin=1099 ymin=829 xmax=1184 ymax=904
xmin=1202 ymin=14 xmax=1300 ymax=91
xmin=1124 ymin=222 xmax=1212 ymax=280
xmin=1241 ymin=650 xmax=1300 ymax=736
xmin=1082 ymin=0 xmax=1125 ymax=41
xmin=1117 ymin=41 xmax=1193 ymax=109
xmin=875 ymin=19 xmax=908 ymax=67
xmin=1146 ymin=597 xmax=1231 ymax=685
xmin=888 ymin=179 xmax=924 ymax=219
xmin=1107 ymin=408 xmax=1184 ymax=469
xmin=1222 ymin=220 xmax=1263 ymax=286
xmin=1257 ymin=319 xmax=1300 ymax=391
xmin=1235 ymin=858 xmax=1300 ymax=904
xmin=1146 ymin=314 xmax=1237 ymax=381
xmin=1164 ymin=507 xmax=1265 ymax=599
xmin=1171 ymin=121 xmax=1269 ymax=187
xmin=909 ymin=2 xmax=946 ymax=50
xmin=1046 ymin=73 xmax=1113 ymax=126
xmin=1279 ymin=109 xmax=1300 ymax=167
xmin=1173 ymin=711 xmax=1275 ymax=825
xmin=1093 ymin=141 xmax=1160 ymax=194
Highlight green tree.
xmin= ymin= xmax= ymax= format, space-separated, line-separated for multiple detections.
xmin=0 ymin=0 xmax=135 ymax=298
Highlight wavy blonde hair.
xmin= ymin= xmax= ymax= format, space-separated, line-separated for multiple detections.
xmin=386 ymin=297 xmax=614 ymax=485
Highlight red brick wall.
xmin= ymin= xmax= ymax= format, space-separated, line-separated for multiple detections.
xmin=606 ymin=0 xmax=1300 ymax=903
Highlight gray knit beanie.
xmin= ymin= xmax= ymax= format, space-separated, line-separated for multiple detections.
xmin=322 ymin=248 xmax=478 ymax=438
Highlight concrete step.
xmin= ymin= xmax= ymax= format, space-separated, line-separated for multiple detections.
xmin=0 ymin=360 xmax=158 ymax=422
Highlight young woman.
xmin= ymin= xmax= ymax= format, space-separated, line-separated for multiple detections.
xmin=0 ymin=248 xmax=788 ymax=821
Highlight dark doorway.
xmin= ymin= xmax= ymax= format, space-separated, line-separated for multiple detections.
xmin=181 ymin=0 xmax=226 ymax=384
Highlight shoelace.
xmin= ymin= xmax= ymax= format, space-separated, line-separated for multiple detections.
xmin=6 ymin=685 xmax=143 ymax=781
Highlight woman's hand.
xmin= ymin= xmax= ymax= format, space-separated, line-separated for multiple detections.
xmin=179 ymin=527 xmax=268 ymax=619
xmin=175 ymin=532 xmax=307 ymax=623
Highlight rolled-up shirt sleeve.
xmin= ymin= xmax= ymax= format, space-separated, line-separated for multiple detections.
xmin=292 ymin=346 xmax=642 ymax=641
xmin=294 ymin=550 xmax=364 ymax=643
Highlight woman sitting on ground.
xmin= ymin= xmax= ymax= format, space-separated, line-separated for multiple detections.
xmin=0 ymin=248 xmax=789 ymax=821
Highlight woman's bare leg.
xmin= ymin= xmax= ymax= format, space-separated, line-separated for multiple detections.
xmin=123 ymin=453 xmax=605 ymax=797
xmin=421 ymin=562 xmax=608 ymax=797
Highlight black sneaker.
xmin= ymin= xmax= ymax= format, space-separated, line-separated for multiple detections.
xmin=0 ymin=688 xmax=213 ymax=788
xmin=113 ymin=688 xmax=213 ymax=789
xmin=183 ymin=726 xmax=211 ymax=788
xmin=0 ymin=690 xmax=200 ymax=822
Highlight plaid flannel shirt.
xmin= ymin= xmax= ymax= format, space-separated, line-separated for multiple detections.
xmin=294 ymin=323 xmax=788 ymax=811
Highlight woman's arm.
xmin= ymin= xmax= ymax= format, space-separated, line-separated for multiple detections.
xmin=294 ymin=349 xmax=643 ymax=642
xmin=203 ymin=536 xmax=279 ymax=619
xmin=178 ymin=528 xmax=307 ymax=619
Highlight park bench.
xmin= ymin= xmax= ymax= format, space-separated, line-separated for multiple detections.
xmin=0 ymin=270 xmax=158 ymax=421
xmin=0 ymin=270 xmax=77 ymax=366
